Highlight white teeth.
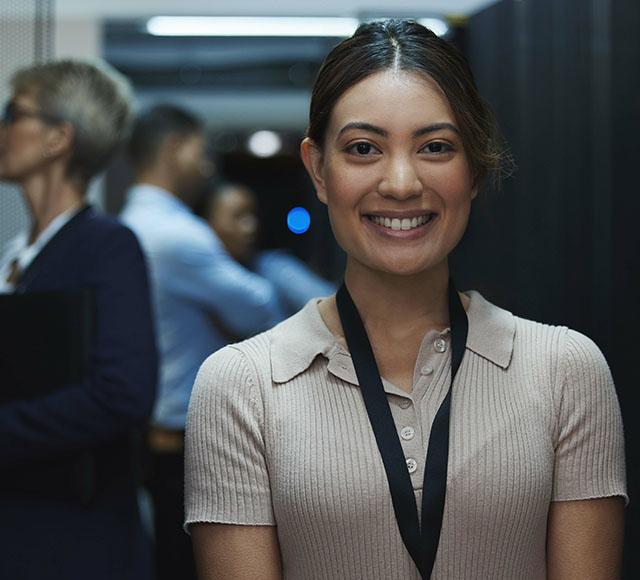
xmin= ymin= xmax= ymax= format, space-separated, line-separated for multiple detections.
xmin=369 ymin=214 xmax=432 ymax=231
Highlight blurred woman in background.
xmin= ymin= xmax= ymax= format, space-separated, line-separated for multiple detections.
xmin=0 ymin=59 xmax=157 ymax=580
xmin=197 ymin=180 xmax=335 ymax=316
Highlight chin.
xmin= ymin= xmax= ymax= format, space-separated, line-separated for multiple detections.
xmin=366 ymin=257 xmax=440 ymax=278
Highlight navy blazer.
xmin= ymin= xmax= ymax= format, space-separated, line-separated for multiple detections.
xmin=0 ymin=206 xmax=158 ymax=580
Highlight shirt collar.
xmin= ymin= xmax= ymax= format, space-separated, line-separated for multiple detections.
xmin=0 ymin=205 xmax=83 ymax=293
xmin=126 ymin=183 xmax=192 ymax=214
xmin=270 ymin=298 xmax=339 ymax=383
xmin=270 ymin=290 xmax=515 ymax=384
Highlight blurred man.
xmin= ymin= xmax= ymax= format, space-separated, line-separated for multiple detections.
xmin=120 ymin=105 xmax=283 ymax=580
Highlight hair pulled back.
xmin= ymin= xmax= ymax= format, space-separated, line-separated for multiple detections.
xmin=307 ymin=19 xmax=509 ymax=188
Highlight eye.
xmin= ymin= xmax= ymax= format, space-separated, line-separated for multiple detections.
xmin=345 ymin=141 xmax=380 ymax=156
xmin=422 ymin=141 xmax=454 ymax=155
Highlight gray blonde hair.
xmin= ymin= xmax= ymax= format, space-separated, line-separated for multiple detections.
xmin=11 ymin=58 xmax=133 ymax=185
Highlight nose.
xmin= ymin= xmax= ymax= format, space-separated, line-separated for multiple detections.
xmin=377 ymin=154 xmax=422 ymax=199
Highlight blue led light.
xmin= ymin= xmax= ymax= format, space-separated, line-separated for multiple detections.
xmin=287 ymin=207 xmax=311 ymax=234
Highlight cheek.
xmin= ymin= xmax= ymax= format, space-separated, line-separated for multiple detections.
xmin=322 ymin=160 xmax=374 ymax=208
xmin=431 ymin=161 xmax=475 ymax=207
xmin=2 ymin=130 xmax=45 ymax=174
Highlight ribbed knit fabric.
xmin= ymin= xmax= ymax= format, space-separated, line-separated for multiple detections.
xmin=184 ymin=291 xmax=627 ymax=580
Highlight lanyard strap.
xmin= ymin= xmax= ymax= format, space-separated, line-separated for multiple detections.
xmin=335 ymin=280 xmax=468 ymax=579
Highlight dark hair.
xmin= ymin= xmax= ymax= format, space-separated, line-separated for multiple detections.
xmin=128 ymin=104 xmax=203 ymax=171
xmin=307 ymin=19 xmax=510 ymax=188
xmin=193 ymin=179 xmax=256 ymax=219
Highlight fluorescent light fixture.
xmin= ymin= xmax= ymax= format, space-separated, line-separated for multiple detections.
xmin=247 ymin=130 xmax=282 ymax=158
xmin=146 ymin=16 xmax=449 ymax=38
xmin=418 ymin=18 xmax=449 ymax=37
xmin=147 ymin=16 xmax=359 ymax=37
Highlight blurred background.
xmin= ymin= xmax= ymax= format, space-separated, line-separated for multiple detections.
xmin=1 ymin=0 xmax=638 ymax=576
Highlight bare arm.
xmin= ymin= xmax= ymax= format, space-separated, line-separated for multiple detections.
xmin=547 ymin=497 xmax=624 ymax=580
xmin=191 ymin=523 xmax=283 ymax=580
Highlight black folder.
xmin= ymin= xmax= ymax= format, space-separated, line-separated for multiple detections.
xmin=0 ymin=289 xmax=94 ymax=404
xmin=0 ymin=289 xmax=99 ymax=503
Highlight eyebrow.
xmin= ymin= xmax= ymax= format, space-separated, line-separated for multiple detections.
xmin=337 ymin=121 xmax=460 ymax=138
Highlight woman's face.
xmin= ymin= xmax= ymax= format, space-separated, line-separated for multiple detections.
xmin=207 ymin=186 xmax=259 ymax=263
xmin=302 ymin=69 xmax=476 ymax=278
xmin=0 ymin=93 xmax=63 ymax=184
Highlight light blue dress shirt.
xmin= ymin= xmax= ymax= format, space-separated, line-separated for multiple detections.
xmin=121 ymin=184 xmax=283 ymax=429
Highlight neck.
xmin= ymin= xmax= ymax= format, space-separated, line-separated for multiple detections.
xmin=136 ymin=170 xmax=181 ymax=200
xmin=21 ymin=168 xmax=84 ymax=244
xmin=344 ymin=258 xmax=451 ymax=336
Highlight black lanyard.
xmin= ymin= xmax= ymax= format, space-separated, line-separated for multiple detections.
xmin=335 ymin=279 xmax=468 ymax=579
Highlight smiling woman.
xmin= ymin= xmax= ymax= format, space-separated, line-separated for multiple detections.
xmin=303 ymin=69 xmax=475 ymax=279
xmin=184 ymin=19 xmax=627 ymax=580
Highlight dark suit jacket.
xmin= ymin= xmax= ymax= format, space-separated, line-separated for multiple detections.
xmin=0 ymin=206 xmax=158 ymax=580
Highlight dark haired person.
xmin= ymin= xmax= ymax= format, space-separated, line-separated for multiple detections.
xmin=184 ymin=20 xmax=627 ymax=580
xmin=120 ymin=105 xmax=284 ymax=580
xmin=0 ymin=59 xmax=157 ymax=579
xmin=196 ymin=181 xmax=336 ymax=316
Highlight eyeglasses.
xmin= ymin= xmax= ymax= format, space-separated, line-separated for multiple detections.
xmin=1 ymin=101 xmax=64 ymax=126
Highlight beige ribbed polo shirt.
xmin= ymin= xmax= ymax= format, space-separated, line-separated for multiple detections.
xmin=185 ymin=291 xmax=627 ymax=580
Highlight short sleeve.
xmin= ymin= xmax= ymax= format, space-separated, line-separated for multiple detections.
xmin=184 ymin=346 xmax=275 ymax=531
xmin=551 ymin=329 xmax=628 ymax=504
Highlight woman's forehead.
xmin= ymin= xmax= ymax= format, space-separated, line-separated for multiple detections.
xmin=327 ymin=69 xmax=455 ymax=134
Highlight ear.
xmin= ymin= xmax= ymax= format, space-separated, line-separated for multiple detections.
xmin=300 ymin=137 xmax=328 ymax=205
xmin=43 ymin=121 xmax=74 ymax=159
xmin=471 ymin=184 xmax=478 ymax=200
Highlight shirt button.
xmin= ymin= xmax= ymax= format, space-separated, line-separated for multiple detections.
xmin=406 ymin=458 xmax=418 ymax=473
xmin=400 ymin=426 xmax=415 ymax=441
xmin=421 ymin=365 xmax=434 ymax=375
xmin=434 ymin=338 xmax=447 ymax=353
xmin=399 ymin=399 xmax=411 ymax=409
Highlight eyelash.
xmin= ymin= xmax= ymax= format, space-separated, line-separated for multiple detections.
xmin=344 ymin=140 xmax=454 ymax=157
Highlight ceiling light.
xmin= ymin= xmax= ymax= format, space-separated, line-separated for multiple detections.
xmin=146 ymin=16 xmax=449 ymax=38
xmin=247 ymin=130 xmax=282 ymax=158
xmin=418 ymin=18 xmax=449 ymax=37
xmin=147 ymin=16 xmax=359 ymax=37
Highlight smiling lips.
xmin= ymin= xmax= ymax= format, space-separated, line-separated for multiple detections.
xmin=366 ymin=213 xmax=436 ymax=231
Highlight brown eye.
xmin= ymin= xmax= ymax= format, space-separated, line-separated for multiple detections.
xmin=423 ymin=141 xmax=453 ymax=154
xmin=346 ymin=141 xmax=380 ymax=156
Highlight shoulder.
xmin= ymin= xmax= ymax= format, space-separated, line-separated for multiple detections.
xmin=510 ymin=310 xmax=608 ymax=373
xmin=77 ymin=208 xmax=141 ymax=250
xmin=504 ymin=303 xmax=613 ymax=402
xmin=466 ymin=291 xmax=609 ymax=384
xmin=193 ymin=302 xmax=325 ymax=396
xmin=46 ymin=208 xmax=143 ymax=269
xmin=126 ymin=207 xmax=221 ymax=257
xmin=190 ymin=339 xmax=271 ymax=418
xmin=195 ymin=323 xmax=280 ymax=389
xmin=555 ymin=328 xmax=612 ymax=387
